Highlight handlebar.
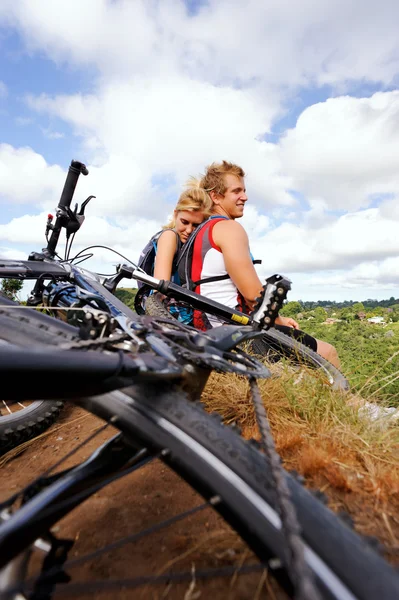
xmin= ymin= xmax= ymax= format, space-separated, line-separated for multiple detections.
xmin=45 ymin=160 xmax=89 ymax=258
xmin=132 ymin=268 xmax=291 ymax=329
xmin=58 ymin=160 xmax=89 ymax=209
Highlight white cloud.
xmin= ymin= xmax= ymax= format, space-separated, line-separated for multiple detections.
xmin=292 ymin=256 xmax=399 ymax=300
xmin=0 ymin=246 xmax=27 ymax=260
xmin=252 ymin=206 xmax=399 ymax=276
xmin=280 ymin=92 xmax=399 ymax=211
xmin=25 ymin=80 xmax=293 ymax=213
xmin=0 ymin=210 xmax=163 ymax=271
xmin=1 ymin=0 xmax=399 ymax=90
xmin=1 ymin=1 xmax=399 ymax=302
xmin=0 ymin=144 xmax=65 ymax=206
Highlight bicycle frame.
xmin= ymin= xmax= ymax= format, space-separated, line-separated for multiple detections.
xmin=0 ymin=426 xmax=146 ymax=572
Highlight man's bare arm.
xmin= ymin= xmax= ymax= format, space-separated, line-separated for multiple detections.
xmin=212 ymin=220 xmax=262 ymax=308
xmin=212 ymin=220 xmax=298 ymax=327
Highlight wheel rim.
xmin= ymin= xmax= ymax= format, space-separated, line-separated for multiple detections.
xmin=0 ymin=400 xmax=45 ymax=423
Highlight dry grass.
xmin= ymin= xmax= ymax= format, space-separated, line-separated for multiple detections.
xmin=201 ymin=360 xmax=399 ymax=507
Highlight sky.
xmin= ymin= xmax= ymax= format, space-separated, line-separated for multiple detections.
xmin=1 ymin=0 xmax=399 ymax=302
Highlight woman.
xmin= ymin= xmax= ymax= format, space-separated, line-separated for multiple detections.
xmin=153 ymin=181 xmax=212 ymax=282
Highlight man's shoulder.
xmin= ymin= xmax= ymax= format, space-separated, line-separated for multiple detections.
xmin=215 ymin=217 xmax=244 ymax=229
xmin=213 ymin=218 xmax=245 ymax=233
xmin=212 ymin=218 xmax=247 ymax=244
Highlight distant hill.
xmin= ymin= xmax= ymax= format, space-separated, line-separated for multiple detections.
xmin=297 ymin=297 xmax=399 ymax=310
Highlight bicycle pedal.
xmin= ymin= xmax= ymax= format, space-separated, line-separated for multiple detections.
xmin=250 ymin=274 xmax=291 ymax=330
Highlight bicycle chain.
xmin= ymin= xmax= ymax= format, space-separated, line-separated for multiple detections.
xmin=59 ymin=332 xmax=127 ymax=351
xmin=144 ymin=317 xmax=269 ymax=377
xmin=249 ymin=378 xmax=320 ymax=600
xmin=165 ymin=338 xmax=268 ymax=377
xmin=58 ymin=315 xmax=268 ymax=378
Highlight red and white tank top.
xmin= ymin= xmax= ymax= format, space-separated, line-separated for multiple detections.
xmin=191 ymin=217 xmax=242 ymax=328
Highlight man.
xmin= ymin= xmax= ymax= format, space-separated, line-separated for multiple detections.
xmin=184 ymin=160 xmax=340 ymax=369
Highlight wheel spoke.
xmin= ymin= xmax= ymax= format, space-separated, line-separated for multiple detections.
xmin=1 ymin=401 xmax=12 ymax=415
xmin=26 ymin=564 xmax=266 ymax=597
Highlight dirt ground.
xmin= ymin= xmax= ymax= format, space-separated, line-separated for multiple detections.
xmin=0 ymin=404 xmax=287 ymax=600
xmin=0 ymin=402 xmax=398 ymax=599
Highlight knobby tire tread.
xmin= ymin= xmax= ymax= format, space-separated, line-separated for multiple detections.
xmin=145 ymin=293 xmax=176 ymax=320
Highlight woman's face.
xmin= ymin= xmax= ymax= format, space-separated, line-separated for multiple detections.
xmin=174 ymin=210 xmax=205 ymax=242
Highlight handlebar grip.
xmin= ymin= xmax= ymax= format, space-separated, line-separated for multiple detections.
xmin=58 ymin=160 xmax=89 ymax=209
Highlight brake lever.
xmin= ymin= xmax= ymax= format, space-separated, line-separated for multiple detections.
xmin=66 ymin=204 xmax=86 ymax=236
xmin=250 ymin=274 xmax=291 ymax=330
xmin=79 ymin=195 xmax=96 ymax=216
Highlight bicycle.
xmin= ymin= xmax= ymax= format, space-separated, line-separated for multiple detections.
xmin=0 ymin=160 xmax=398 ymax=599
xmin=132 ymin=276 xmax=349 ymax=392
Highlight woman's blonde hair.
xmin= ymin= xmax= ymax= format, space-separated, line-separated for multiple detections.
xmin=164 ymin=178 xmax=212 ymax=229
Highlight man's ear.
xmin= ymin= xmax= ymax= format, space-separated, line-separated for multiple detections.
xmin=210 ymin=190 xmax=221 ymax=204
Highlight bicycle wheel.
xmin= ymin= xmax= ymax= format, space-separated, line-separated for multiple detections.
xmin=0 ymin=295 xmax=77 ymax=454
xmin=250 ymin=328 xmax=349 ymax=390
xmin=145 ymin=293 xmax=349 ymax=390
xmin=0 ymin=312 xmax=398 ymax=599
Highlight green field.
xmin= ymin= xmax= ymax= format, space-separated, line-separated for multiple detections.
xmin=299 ymin=319 xmax=399 ymax=405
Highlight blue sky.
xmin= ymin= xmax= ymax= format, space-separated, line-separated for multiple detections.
xmin=0 ymin=30 xmax=92 ymax=166
xmin=1 ymin=0 xmax=399 ymax=301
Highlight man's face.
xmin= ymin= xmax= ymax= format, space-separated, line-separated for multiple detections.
xmin=212 ymin=174 xmax=248 ymax=219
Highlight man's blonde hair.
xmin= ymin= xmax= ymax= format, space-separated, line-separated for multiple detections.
xmin=200 ymin=161 xmax=245 ymax=196
xmin=164 ymin=178 xmax=212 ymax=229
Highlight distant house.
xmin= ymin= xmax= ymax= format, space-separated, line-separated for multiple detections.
xmin=367 ymin=316 xmax=385 ymax=324
xmin=324 ymin=318 xmax=341 ymax=325
xmin=356 ymin=311 xmax=367 ymax=321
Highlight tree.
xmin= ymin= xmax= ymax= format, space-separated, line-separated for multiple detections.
xmin=115 ymin=287 xmax=137 ymax=311
xmin=352 ymin=302 xmax=365 ymax=313
xmin=1 ymin=279 xmax=23 ymax=301
xmin=339 ymin=307 xmax=355 ymax=323
xmin=280 ymin=301 xmax=303 ymax=318
xmin=313 ymin=306 xmax=327 ymax=323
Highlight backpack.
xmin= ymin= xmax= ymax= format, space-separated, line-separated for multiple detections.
xmin=176 ymin=216 xmax=261 ymax=291
xmin=136 ymin=229 xmax=181 ymax=289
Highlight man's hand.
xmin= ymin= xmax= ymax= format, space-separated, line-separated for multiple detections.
xmin=275 ymin=315 xmax=299 ymax=329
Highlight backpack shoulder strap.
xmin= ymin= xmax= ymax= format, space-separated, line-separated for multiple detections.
xmin=176 ymin=216 xmax=229 ymax=289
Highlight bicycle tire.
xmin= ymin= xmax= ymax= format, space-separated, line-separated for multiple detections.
xmin=0 ymin=295 xmax=77 ymax=454
xmin=90 ymin=387 xmax=399 ymax=600
xmin=145 ymin=293 xmax=349 ymax=390
xmin=2 ymin=380 xmax=398 ymax=598
xmin=250 ymin=329 xmax=349 ymax=391
xmin=145 ymin=293 xmax=177 ymax=320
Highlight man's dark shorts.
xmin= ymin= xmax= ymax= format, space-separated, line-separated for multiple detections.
xmin=275 ymin=325 xmax=318 ymax=352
